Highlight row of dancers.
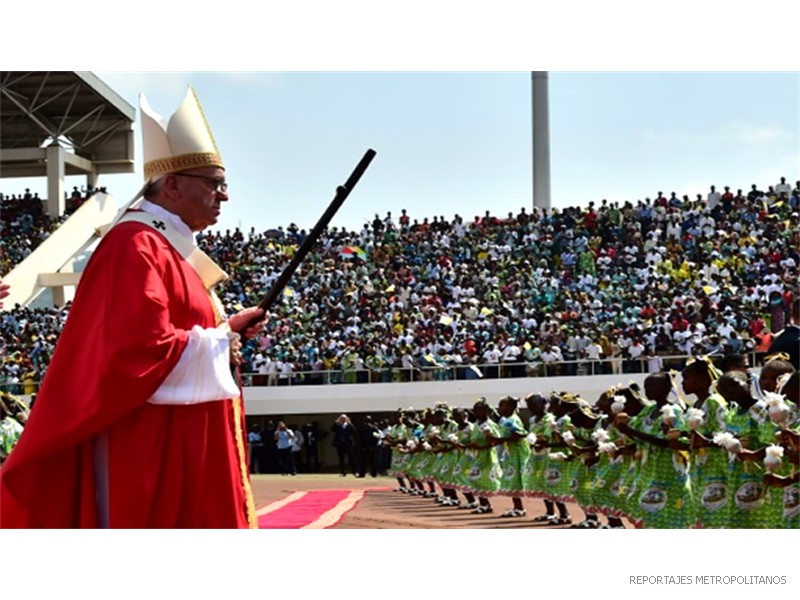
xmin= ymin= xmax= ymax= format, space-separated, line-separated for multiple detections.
xmin=381 ymin=356 xmax=799 ymax=528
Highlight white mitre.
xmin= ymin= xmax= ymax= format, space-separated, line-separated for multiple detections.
xmin=111 ymin=86 xmax=224 ymax=223
xmin=140 ymin=86 xmax=224 ymax=184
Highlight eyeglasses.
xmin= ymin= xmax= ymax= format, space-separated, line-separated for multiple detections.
xmin=174 ymin=173 xmax=228 ymax=193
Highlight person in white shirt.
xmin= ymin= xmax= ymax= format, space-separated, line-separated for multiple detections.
xmin=707 ymin=185 xmax=721 ymax=210
xmin=717 ymin=321 xmax=734 ymax=339
xmin=627 ymin=339 xmax=646 ymax=373
xmin=266 ymin=355 xmax=279 ymax=386
xmin=775 ymin=176 xmax=791 ymax=197
xmin=400 ymin=349 xmax=417 ymax=382
xmin=673 ymin=330 xmax=690 ymax=354
xmin=278 ymin=358 xmax=295 ymax=386
xmin=540 ymin=345 xmax=563 ymax=376
xmin=585 ymin=340 xmax=603 ymax=375
xmin=501 ymin=341 xmax=522 ymax=378
xmin=289 ymin=426 xmax=303 ymax=475
xmin=274 ymin=422 xmax=295 ymax=476
xmin=666 ymin=219 xmax=682 ymax=240
xmin=247 ymin=425 xmax=263 ymax=474
xmin=618 ymin=334 xmax=633 ymax=356
xmin=609 ymin=337 xmax=623 ymax=375
xmin=251 ymin=352 xmax=268 ymax=386
xmin=482 ymin=342 xmax=501 ymax=379
xmin=646 ymin=351 xmax=664 ymax=373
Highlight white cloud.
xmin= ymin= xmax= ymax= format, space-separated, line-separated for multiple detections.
xmin=719 ymin=121 xmax=794 ymax=145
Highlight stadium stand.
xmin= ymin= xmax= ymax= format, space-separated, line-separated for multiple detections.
xmin=3 ymin=183 xmax=797 ymax=392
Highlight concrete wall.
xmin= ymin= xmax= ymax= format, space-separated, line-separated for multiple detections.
xmin=242 ymin=372 xmax=651 ymax=415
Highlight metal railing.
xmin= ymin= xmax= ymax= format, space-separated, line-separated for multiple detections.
xmin=237 ymin=352 xmax=761 ymax=387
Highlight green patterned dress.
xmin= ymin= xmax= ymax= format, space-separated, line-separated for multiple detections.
xmin=453 ymin=422 xmax=477 ymax=493
xmin=404 ymin=424 xmax=426 ymax=481
xmin=526 ymin=416 xmax=549 ymax=498
xmin=571 ymin=423 xmax=601 ymax=510
xmin=725 ymin=402 xmax=783 ymax=529
xmin=617 ymin=406 xmax=655 ymax=525
xmin=689 ymin=393 xmax=731 ymax=528
xmin=629 ymin=403 xmax=694 ymax=529
xmin=464 ymin=419 xmax=502 ymax=495
xmin=588 ymin=422 xmax=619 ymax=516
xmin=496 ymin=413 xmax=532 ymax=496
xmin=388 ymin=423 xmax=410 ymax=478
xmin=543 ymin=415 xmax=576 ymax=502
xmin=781 ymin=421 xmax=800 ymax=529
xmin=417 ymin=424 xmax=437 ymax=483
xmin=434 ymin=419 xmax=460 ymax=488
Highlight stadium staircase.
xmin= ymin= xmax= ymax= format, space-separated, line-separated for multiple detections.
xmin=1 ymin=192 xmax=117 ymax=308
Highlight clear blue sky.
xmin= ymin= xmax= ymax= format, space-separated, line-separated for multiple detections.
xmin=9 ymin=71 xmax=800 ymax=234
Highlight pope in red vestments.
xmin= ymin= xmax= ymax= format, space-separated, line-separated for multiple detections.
xmin=0 ymin=88 xmax=266 ymax=528
xmin=0 ymin=210 xmax=264 ymax=528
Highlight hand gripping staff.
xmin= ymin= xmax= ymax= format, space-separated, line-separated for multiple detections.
xmin=235 ymin=149 xmax=377 ymax=333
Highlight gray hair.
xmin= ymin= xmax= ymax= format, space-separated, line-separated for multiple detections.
xmin=143 ymin=176 xmax=166 ymax=201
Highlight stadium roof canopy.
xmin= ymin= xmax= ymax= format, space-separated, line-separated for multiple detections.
xmin=0 ymin=71 xmax=136 ymax=177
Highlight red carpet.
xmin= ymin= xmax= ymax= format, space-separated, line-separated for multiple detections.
xmin=257 ymin=488 xmax=384 ymax=529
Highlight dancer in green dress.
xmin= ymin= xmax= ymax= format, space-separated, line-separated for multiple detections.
xmin=562 ymin=400 xmax=605 ymax=528
xmin=417 ymin=409 xmax=440 ymax=498
xmin=552 ymin=394 xmax=592 ymax=508
xmin=462 ymin=398 xmax=502 ymax=514
xmin=615 ymin=373 xmax=693 ymax=528
xmin=716 ymin=371 xmax=782 ymax=528
xmin=452 ymin=408 xmax=479 ymax=510
xmin=484 ymin=396 xmax=531 ymax=517
xmin=620 ymin=385 xmax=653 ymax=525
xmin=589 ymin=389 xmax=631 ymax=528
xmin=386 ymin=410 xmax=411 ymax=492
xmin=525 ymin=393 xmax=563 ymax=521
xmin=762 ymin=420 xmax=798 ymax=529
xmin=682 ymin=357 xmax=731 ymax=528
xmin=401 ymin=410 xmax=428 ymax=496
xmin=746 ymin=370 xmax=797 ymax=528
xmin=534 ymin=393 xmax=574 ymax=525
xmin=430 ymin=406 xmax=461 ymax=507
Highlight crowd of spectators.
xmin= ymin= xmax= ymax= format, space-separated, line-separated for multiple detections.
xmin=1 ymin=188 xmax=57 ymax=276
xmin=0 ymin=304 xmax=65 ymax=394
xmin=1 ymin=178 xmax=798 ymax=391
xmin=202 ymin=178 xmax=799 ymax=385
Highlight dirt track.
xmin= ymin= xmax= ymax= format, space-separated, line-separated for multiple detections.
xmin=250 ymin=474 xmax=601 ymax=529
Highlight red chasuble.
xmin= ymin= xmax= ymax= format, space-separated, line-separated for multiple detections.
xmin=0 ymin=220 xmax=253 ymax=528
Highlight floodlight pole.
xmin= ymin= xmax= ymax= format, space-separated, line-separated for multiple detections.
xmin=532 ymin=71 xmax=551 ymax=210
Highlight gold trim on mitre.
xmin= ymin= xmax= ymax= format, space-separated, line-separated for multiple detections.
xmin=140 ymin=86 xmax=223 ymax=182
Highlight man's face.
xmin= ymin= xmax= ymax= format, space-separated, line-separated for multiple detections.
xmin=168 ymin=167 xmax=228 ymax=231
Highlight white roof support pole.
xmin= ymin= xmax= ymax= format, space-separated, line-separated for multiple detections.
xmin=46 ymin=143 xmax=66 ymax=219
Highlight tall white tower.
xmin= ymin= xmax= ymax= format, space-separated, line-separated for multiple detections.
xmin=532 ymin=71 xmax=551 ymax=209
